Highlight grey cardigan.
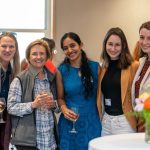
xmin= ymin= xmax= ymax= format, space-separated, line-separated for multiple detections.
xmin=10 ymin=66 xmax=59 ymax=147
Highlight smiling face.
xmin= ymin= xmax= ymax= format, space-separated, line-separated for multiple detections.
xmin=106 ymin=35 xmax=122 ymax=60
xmin=0 ymin=36 xmax=16 ymax=66
xmin=29 ymin=44 xmax=47 ymax=72
xmin=62 ymin=37 xmax=82 ymax=62
xmin=139 ymin=28 xmax=150 ymax=57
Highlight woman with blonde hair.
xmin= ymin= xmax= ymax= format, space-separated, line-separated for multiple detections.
xmin=132 ymin=21 xmax=150 ymax=132
xmin=8 ymin=39 xmax=59 ymax=150
xmin=0 ymin=32 xmax=20 ymax=150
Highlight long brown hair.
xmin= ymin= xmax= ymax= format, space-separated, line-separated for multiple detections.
xmin=101 ymin=27 xmax=133 ymax=69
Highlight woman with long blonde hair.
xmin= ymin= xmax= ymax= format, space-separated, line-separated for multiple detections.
xmin=0 ymin=32 xmax=20 ymax=150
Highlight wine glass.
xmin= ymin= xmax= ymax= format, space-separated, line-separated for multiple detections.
xmin=39 ymin=90 xmax=54 ymax=112
xmin=0 ymin=97 xmax=6 ymax=123
xmin=69 ymin=107 xmax=79 ymax=133
xmin=39 ymin=90 xmax=49 ymax=112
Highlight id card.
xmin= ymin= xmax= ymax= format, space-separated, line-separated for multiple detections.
xmin=105 ymin=98 xmax=111 ymax=106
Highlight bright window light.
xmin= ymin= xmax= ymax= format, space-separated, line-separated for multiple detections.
xmin=16 ymin=32 xmax=45 ymax=61
xmin=0 ymin=0 xmax=52 ymax=62
xmin=0 ymin=0 xmax=45 ymax=29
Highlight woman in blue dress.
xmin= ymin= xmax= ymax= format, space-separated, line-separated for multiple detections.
xmin=56 ymin=32 xmax=101 ymax=150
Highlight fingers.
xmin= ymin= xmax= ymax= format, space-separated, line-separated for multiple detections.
xmin=63 ymin=109 xmax=79 ymax=121
xmin=32 ymin=95 xmax=42 ymax=109
xmin=45 ymin=100 xmax=56 ymax=109
xmin=32 ymin=93 xmax=55 ymax=110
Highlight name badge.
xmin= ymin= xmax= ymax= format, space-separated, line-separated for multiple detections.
xmin=105 ymin=98 xmax=111 ymax=106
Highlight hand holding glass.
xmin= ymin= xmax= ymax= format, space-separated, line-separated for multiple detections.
xmin=39 ymin=91 xmax=56 ymax=112
xmin=0 ymin=97 xmax=6 ymax=123
xmin=69 ymin=107 xmax=79 ymax=133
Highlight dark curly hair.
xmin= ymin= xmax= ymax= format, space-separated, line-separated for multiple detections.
xmin=60 ymin=32 xmax=93 ymax=98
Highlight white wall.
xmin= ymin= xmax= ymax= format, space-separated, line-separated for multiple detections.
xmin=54 ymin=0 xmax=150 ymax=65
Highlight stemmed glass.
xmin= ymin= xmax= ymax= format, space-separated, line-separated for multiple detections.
xmin=69 ymin=107 xmax=79 ymax=133
xmin=0 ymin=97 xmax=6 ymax=123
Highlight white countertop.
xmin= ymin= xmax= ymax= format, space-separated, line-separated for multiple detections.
xmin=88 ymin=133 xmax=150 ymax=150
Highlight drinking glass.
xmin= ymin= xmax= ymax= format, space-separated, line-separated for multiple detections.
xmin=0 ymin=97 xmax=6 ymax=123
xmin=39 ymin=90 xmax=54 ymax=112
xmin=69 ymin=107 xmax=79 ymax=133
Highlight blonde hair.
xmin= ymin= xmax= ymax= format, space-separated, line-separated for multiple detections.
xmin=0 ymin=32 xmax=20 ymax=77
xmin=25 ymin=39 xmax=51 ymax=63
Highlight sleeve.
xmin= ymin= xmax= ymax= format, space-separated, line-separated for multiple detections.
xmin=7 ymin=78 xmax=34 ymax=117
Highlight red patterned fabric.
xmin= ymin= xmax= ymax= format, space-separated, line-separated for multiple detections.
xmin=135 ymin=60 xmax=150 ymax=98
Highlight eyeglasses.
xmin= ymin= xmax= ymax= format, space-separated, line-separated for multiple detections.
xmin=0 ymin=31 xmax=17 ymax=38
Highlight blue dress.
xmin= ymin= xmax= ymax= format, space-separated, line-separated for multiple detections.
xmin=58 ymin=61 xmax=101 ymax=150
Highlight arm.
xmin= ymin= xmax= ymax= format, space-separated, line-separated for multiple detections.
xmin=56 ymin=70 xmax=78 ymax=121
xmin=56 ymin=70 xmax=65 ymax=107
xmin=96 ymin=65 xmax=103 ymax=120
xmin=7 ymin=78 xmax=33 ymax=117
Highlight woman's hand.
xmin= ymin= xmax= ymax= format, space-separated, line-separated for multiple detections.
xmin=32 ymin=93 xmax=48 ymax=109
xmin=61 ymin=105 xmax=79 ymax=121
xmin=32 ymin=93 xmax=56 ymax=110
xmin=44 ymin=95 xmax=56 ymax=109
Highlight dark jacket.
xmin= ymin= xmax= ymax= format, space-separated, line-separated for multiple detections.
xmin=10 ymin=66 xmax=59 ymax=148
xmin=0 ymin=64 xmax=13 ymax=150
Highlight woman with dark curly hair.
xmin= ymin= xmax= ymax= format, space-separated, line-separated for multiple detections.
xmin=56 ymin=32 xmax=101 ymax=150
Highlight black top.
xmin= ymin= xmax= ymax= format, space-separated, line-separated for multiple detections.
xmin=0 ymin=66 xmax=11 ymax=101
xmin=0 ymin=66 xmax=11 ymax=120
xmin=101 ymin=60 xmax=123 ymax=116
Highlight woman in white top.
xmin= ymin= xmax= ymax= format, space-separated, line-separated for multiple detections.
xmin=132 ymin=21 xmax=150 ymax=132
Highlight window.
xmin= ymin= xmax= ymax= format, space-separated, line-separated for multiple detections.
xmin=0 ymin=0 xmax=54 ymax=61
